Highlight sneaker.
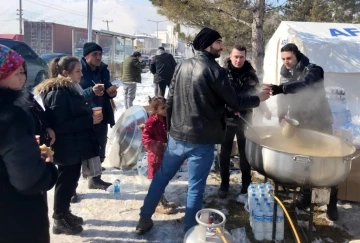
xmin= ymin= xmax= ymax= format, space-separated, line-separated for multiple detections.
xmin=88 ymin=177 xmax=112 ymax=190
xmin=70 ymin=192 xmax=78 ymax=204
xmin=52 ymin=218 xmax=83 ymax=235
xmin=135 ymin=218 xmax=154 ymax=235
xmin=236 ymin=193 xmax=248 ymax=204
xmin=156 ymin=203 xmax=177 ymax=214
xmin=65 ymin=211 xmax=84 ymax=225
xmin=217 ymin=188 xmax=228 ymax=199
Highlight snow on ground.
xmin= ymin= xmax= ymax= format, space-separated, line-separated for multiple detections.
xmin=48 ymin=72 xmax=360 ymax=243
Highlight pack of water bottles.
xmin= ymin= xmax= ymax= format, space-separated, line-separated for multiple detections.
xmin=247 ymin=182 xmax=284 ymax=241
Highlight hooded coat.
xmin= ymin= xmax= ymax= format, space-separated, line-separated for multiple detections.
xmin=150 ymin=49 xmax=177 ymax=85
xmin=34 ymin=77 xmax=100 ymax=165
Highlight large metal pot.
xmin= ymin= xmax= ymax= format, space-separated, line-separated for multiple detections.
xmin=107 ymin=106 xmax=148 ymax=170
xmin=245 ymin=126 xmax=359 ymax=187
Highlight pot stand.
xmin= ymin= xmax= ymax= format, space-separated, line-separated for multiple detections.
xmin=269 ymin=181 xmax=330 ymax=243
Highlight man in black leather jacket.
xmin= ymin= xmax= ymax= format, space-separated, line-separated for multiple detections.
xmin=271 ymin=43 xmax=337 ymax=221
xmin=135 ymin=27 xmax=270 ymax=235
xmin=218 ymin=45 xmax=271 ymax=200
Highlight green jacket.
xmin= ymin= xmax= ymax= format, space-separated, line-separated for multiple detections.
xmin=121 ymin=56 xmax=146 ymax=83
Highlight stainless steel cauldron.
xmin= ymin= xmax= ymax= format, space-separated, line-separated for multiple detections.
xmin=245 ymin=126 xmax=359 ymax=187
xmin=107 ymin=106 xmax=148 ymax=169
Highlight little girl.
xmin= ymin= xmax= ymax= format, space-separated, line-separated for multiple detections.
xmin=141 ymin=96 xmax=177 ymax=214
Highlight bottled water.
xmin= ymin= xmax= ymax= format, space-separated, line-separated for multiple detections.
xmin=253 ymin=202 xmax=264 ymax=240
xmin=275 ymin=205 xmax=284 ymax=241
xmin=264 ymin=203 xmax=273 ymax=240
xmin=247 ymin=183 xmax=255 ymax=195
xmin=248 ymin=193 xmax=256 ymax=227
xmin=106 ymin=179 xmax=120 ymax=193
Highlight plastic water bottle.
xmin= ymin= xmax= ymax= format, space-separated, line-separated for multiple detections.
xmin=275 ymin=205 xmax=284 ymax=241
xmin=106 ymin=179 xmax=120 ymax=193
xmin=264 ymin=203 xmax=273 ymax=240
xmin=253 ymin=202 xmax=265 ymax=240
xmin=248 ymin=193 xmax=256 ymax=227
xmin=247 ymin=183 xmax=255 ymax=195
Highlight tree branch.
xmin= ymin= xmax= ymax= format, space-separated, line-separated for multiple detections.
xmin=208 ymin=7 xmax=252 ymax=27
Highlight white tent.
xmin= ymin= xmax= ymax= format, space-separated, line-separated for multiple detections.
xmin=263 ymin=21 xmax=360 ymax=117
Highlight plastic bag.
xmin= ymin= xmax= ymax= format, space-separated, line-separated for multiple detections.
xmin=136 ymin=150 xmax=149 ymax=184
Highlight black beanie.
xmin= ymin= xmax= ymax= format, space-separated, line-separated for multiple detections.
xmin=83 ymin=42 xmax=103 ymax=57
xmin=193 ymin=27 xmax=222 ymax=51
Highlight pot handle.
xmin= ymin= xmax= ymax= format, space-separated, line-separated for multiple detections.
xmin=346 ymin=153 xmax=360 ymax=162
xmin=293 ymin=155 xmax=312 ymax=163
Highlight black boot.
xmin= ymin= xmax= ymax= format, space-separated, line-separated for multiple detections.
xmin=326 ymin=187 xmax=338 ymax=221
xmin=218 ymin=184 xmax=229 ymax=199
xmin=88 ymin=175 xmax=112 ymax=190
xmin=65 ymin=211 xmax=84 ymax=225
xmin=295 ymin=188 xmax=311 ymax=210
xmin=52 ymin=215 xmax=83 ymax=235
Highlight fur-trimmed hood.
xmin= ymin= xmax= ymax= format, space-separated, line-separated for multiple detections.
xmin=34 ymin=77 xmax=74 ymax=96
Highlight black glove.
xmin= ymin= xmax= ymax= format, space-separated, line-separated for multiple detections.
xmin=271 ymin=84 xmax=284 ymax=95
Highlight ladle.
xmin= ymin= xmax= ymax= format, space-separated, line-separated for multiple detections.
xmin=238 ymin=115 xmax=272 ymax=139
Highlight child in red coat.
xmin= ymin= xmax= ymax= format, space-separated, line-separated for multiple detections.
xmin=141 ymin=96 xmax=177 ymax=214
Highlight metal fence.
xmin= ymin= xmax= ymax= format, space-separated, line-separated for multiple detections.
xmin=72 ymin=29 xmax=135 ymax=80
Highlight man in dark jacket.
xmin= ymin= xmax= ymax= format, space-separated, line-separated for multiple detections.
xmin=270 ymin=43 xmax=337 ymax=221
xmin=121 ymin=51 xmax=146 ymax=109
xmin=80 ymin=42 xmax=116 ymax=189
xmin=135 ymin=27 xmax=270 ymax=235
xmin=0 ymin=44 xmax=58 ymax=243
xmin=218 ymin=45 xmax=271 ymax=200
xmin=150 ymin=47 xmax=177 ymax=97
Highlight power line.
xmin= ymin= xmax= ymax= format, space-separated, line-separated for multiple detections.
xmin=23 ymin=0 xmax=103 ymax=20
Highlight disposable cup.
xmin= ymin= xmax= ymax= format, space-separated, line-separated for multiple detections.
xmin=92 ymin=107 xmax=102 ymax=115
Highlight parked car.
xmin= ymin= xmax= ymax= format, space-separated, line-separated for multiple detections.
xmin=0 ymin=38 xmax=49 ymax=90
xmin=141 ymin=55 xmax=150 ymax=73
xmin=40 ymin=53 xmax=70 ymax=63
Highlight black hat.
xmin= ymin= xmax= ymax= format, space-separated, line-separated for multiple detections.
xmin=132 ymin=51 xmax=141 ymax=57
xmin=83 ymin=42 xmax=102 ymax=57
xmin=193 ymin=27 xmax=222 ymax=51
xmin=158 ymin=46 xmax=165 ymax=51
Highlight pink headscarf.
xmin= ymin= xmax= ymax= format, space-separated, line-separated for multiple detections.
xmin=0 ymin=44 xmax=25 ymax=81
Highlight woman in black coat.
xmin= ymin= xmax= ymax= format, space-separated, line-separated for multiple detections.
xmin=0 ymin=45 xmax=58 ymax=243
xmin=34 ymin=56 xmax=103 ymax=235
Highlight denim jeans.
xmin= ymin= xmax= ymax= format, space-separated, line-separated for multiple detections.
xmin=140 ymin=136 xmax=214 ymax=232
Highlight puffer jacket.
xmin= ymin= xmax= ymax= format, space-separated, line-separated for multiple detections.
xmin=223 ymin=59 xmax=269 ymax=126
xmin=80 ymin=58 xmax=115 ymax=127
xmin=0 ymin=88 xmax=58 ymax=243
xmin=34 ymin=77 xmax=100 ymax=165
xmin=166 ymin=51 xmax=261 ymax=144
xmin=277 ymin=53 xmax=333 ymax=132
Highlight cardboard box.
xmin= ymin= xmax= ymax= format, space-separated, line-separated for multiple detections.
xmin=338 ymin=150 xmax=360 ymax=202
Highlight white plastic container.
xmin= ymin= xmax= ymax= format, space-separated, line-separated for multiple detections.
xmin=183 ymin=208 xmax=233 ymax=243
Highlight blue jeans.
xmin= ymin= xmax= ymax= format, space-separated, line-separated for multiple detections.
xmin=140 ymin=136 xmax=214 ymax=232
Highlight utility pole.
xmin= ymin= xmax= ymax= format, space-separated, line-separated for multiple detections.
xmin=17 ymin=0 xmax=23 ymax=35
xmin=148 ymin=20 xmax=167 ymax=47
xmin=102 ymin=20 xmax=113 ymax=31
xmin=87 ymin=0 xmax=93 ymax=42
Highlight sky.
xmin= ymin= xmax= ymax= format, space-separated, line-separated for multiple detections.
xmin=0 ymin=0 xmax=172 ymax=35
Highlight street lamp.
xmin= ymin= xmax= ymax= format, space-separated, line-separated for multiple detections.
xmin=148 ymin=20 xmax=167 ymax=48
